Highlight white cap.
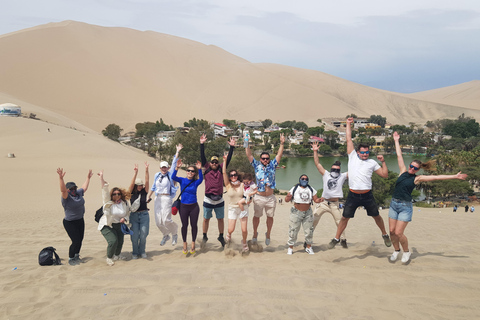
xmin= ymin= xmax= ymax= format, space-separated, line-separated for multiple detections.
xmin=135 ymin=178 xmax=144 ymax=186
xmin=160 ymin=161 xmax=169 ymax=168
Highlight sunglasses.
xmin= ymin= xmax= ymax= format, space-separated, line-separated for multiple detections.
xmin=359 ymin=151 xmax=370 ymax=155
xmin=112 ymin=192 xmax=121 ymax=196
xmin=409 ymin=164 xmax=420 ymax=170
xmin=186 ymin=169 xmax=195 ymax=173
xmin=331 ymin=168 xmax=340 ymax=173
xmin=261 ymin=157 xmax=270 ymax=160
xmin=300 ymin=178 xmax=308 ymax=181
xmin=230 ymin=173 xmax=238 ymax=177
xmin=211 ymin=161 xmax=219 ymax=164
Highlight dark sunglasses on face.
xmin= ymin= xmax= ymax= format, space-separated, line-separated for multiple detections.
xmin=331 ymin=168 xmax=340 ymax=173
xmin=187 ymin=169 xmax=195 ymax=173
xmin=211 ymin=161 xmax=219 ymax=164
xmin=112 ymin=192 xmax=121 ymax=196
xmin=409 ymin=164 xmax=420 ymax=170
xmin=300 ymin=178 xmax=308 ymax=181
xmin=230 ymin=173 xmax=238 ymax=177
xmin=359 ymin=151 xmax=370 ymax=155
xmin=261 ymin=157 xmax=270 ymax=160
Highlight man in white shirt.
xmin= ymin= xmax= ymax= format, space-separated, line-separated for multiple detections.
xmin=328 ymin=117 xmax=392 ymax=249
xmin=311 ymin=141 xmax=349 ymax=248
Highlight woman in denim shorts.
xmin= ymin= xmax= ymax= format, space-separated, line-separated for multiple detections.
xmin=390 ymin=132 xmax=468 ymax=264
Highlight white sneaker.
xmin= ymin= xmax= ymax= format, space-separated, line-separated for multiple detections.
xmin=305 ymin=247 xmax=315 ymax=255
xmin=112 ymin=255 xmax=119 ymax=261
xmin=160 ymin=235 xmax=170 ymax=246
xmin=401 ymin=251 xmax=412 ymax=263
xmin=141 ymin=253 xmax=147 ymax=259
xmin=106 ymin=258 xmax=115 ymax=266
xmin=390 ymin=250 xmax=400 ymax=262
xmin=287 ymin=247 xmax=293 ymax=255
xmin=172 ymin=234 xmax=178 ymax=246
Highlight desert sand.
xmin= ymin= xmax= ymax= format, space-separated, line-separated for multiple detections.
xmin=1 ymin=20 xmax=480 ymax=134
xmin=1 ymin=116 xmax=479 ymax=319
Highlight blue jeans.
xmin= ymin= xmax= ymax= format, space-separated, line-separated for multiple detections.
xmin=130 ymin=210 xmax=150 ymax=255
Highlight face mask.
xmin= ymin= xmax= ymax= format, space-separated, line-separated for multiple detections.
xmin=69 ymin=189 xmax=77 ymax=196
xmin=330 ymin=171 xmax=340 ymax=178
xmin=299 ymin=179 xmax=308 ymax=187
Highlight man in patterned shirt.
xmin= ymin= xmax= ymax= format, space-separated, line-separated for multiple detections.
xmin=245 ymin=133 xmax=285 ymax=245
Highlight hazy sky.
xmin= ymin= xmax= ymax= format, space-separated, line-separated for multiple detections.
xmin=1 ymin=0 xmax=479 ymax=92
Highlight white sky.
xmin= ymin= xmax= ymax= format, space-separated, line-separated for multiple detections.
xmin=1 ymin=0 xmax=480 ymax=92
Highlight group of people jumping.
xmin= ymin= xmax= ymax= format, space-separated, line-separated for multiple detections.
xmin=58 ymin=118 xmax=468 ymax=266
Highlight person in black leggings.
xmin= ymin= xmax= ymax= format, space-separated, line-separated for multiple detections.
xmin=172 ymin=159 xmax=203 ymax=254
xmin=57 ymin=168 xmax=93 ymax=265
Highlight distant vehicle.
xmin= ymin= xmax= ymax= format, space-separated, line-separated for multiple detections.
xmin=0 ymin=103 xmax=21 ymax=116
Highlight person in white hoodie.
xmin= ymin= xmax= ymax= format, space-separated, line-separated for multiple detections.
xmin=97 ymin=170 xmax=140 ymax=266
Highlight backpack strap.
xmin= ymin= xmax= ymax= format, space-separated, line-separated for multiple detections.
xmin=292 ymin=184 xmax=314 ymax=205
xmin=175 ymin=179 xmax=195 ymax=202
xmin=51 ymin=248 xmax=62 ymax=265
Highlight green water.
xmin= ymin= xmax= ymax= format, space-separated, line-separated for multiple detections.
xmin=275 ymin=154 xmax=427 ymax=191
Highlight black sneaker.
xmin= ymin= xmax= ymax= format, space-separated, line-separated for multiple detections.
xmin=328 ymin=238 xmax=340 ymax=249
xmin=303 ymin=241 xmax=307 ymax=249
xmin=202 ymin=234 xmax=208 ymax=242
xmin=218 ymin=235 xmax=226 ymax=247
xmin=340 ymin=239 xmax=348 ymax=249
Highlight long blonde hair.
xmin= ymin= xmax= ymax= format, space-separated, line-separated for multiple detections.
xmin=413 ymin=159 xmax=436 ymax=171
xmin=110 ymin=187 xmax=132 ymax=201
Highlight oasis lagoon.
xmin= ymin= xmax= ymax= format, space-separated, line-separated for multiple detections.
xmin=275 ymin=154 xmax=427 ymax=191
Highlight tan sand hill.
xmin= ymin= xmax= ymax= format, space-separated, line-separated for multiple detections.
xmin=408 ymin=80 xmax=480 ymax=110
xmin=1 ymin=116 xmax=479 ymax=319
xmin=1 ymin=20 xmax=480 ymax=133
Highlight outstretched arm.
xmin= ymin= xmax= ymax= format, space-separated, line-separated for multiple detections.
xmin=57 ymin=168 xmax=68 ymax=199
xmin=275 ymin=133 xmax=285 ymax=163
xmin=81 ymin=169 xmax=93 ymax=193
xmin=374 ymin=155 xmax=388 ymax=178
xmin=222 ymin=153 xmax=230 ymax=187
xmin=128 ymin=164 xmax=139 ymax=193
xmin=311 ymin=141 xmax=326 ymax=175
xmin=393 ymin=132 xmax=407 ymax=174
xmin=144 ymin=162 xmax=150 ymax=190
xmin=245 ymin=142 xmax=254 ymax=163
xmin=225 ymin=137 xmax=235 ymax=168
xmin=200 ymin=134 xmax=207 ymax=166
xmin=416 ymin=172 xmax=468 ymax=184
xmin=346 ymin=117 xmax=354 ymax=154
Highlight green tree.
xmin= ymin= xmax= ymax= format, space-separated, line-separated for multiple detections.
xmin=372 ymin=171 xmax=398 ymax=206
xmin=306 ymin=126 xmax=325 ymax=137
xmin=183 ymin=118 xmax=210 ymax=131
xmin=293 ymin=121 xmax=308 ymax=132
xmin=223 ymin=119 xmax=237 ymax=129
xmin=323 ymin=130 xmax=339 ymax=148
xmin=102 ymin=123 xmax=123 ymax=141
xmin=368 ymin=115 xmax=387 ymax=128
xmin=319 ymin=144 xmax=333 ymax=155
xmin=262 ymin=119 xmax=273 ymax=128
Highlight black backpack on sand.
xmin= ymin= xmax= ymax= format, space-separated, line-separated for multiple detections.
xmin=38 ymin=246 xmax=62 ymax=266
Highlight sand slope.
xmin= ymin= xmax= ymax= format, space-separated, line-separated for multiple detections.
xmin=1 ymin=116 xmax=479 ymax=319
xmin=1 ymin=20 xmax=479 ymax=133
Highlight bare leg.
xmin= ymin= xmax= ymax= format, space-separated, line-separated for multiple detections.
xmin=266 ymin=216 xmax=274 ymax=239
xmin=335 ymin=217 xmax=350 ymax=239
xmin=227 ymin=218 xmax=236 ymax=239
xmin=252 ymin=216 xmax=260 ymax=239
xmin=372 ymin=215 xmax=388 ymax=235
xmin=240 ymin=217 xmax=248 ymax=244
xmin=389 ymin=218 xmax=400 ymax=250
xmin=392 ymin=220 xmax=409 ymax=252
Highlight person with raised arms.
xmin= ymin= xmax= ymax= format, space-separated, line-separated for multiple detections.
xmin=389 ymin=131 xmax=468 ymax=263
xmin=246 ymin=133 xmax=285 ymax=245
xmin=328 ymin=117 xmax=391 ymax=249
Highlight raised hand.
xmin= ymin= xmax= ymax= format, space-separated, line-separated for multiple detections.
xmin=133 ymin=164 xmax=138 ymax=173
xmin=195 ymin=160 xmax=202 ymax=170
xmin=87 ymin=169 xmax=93 ymax=179
xmin=311 ymin=141 xmax=320 ymax=152
xmin=176 ymin=143 xmax=183 ymax=152
xmin=176 ymin=159 xmax=183 ymax=170
xmin=57 ymin=168 xmax=66 ymax=178
xmin=144 ymin=162 xmax=149 ymax=170
xmin=347 ymin=117 xmax=354 ymax=125
xmin=456 ymin=172 xmax=468 ymax=180
xmin=279 ymin=133 xmax=285 ymax=144
xmin=393 ymin=131 xmax=400 ymax=141
xmin=200 ymin=134 xmax=207 ymax=144
xmin=227 ymin=137 xmax=236 ymax=147
xmin=377 ymin=155 xmax=385 ymax=162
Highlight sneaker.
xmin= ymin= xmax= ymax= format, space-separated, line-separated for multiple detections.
xmin=160 ymin=234 xmax=171 ymax=246
xmin=112 ymin=255 xmax=119 ymax=261
xmin=328 ymin=238 xmax=340 ymax=249
xmin=382 ymin=234 xmax=392 ymax=247
xmin=340 ymin=239 xmax=348 ymax=249
xmin=131 ymin=255 xmax=138 ymax=260
xmin=141 ymin=253 xmax=147 ymax=259
xmin=73 ymin=254 xmax=84 ymax=263
xmin=265 ymin=233 xmax=270 ymax=246
xmin=202 ymin=234 xmax=208 ymax=243
xmin=106 ymin=258 xmax=115 ymax=266
xmin=172 ymin=234 xmax=178 ymax=246
xmin=287 ymin=247 xmax=293 ymax=255
xmin=401 ymin=251 xmax=412 ymax=263
xmin=218 ymin=235 xmax=226 ymax=247
xmin=251 ymin=236 xmax=257 ymax=243
xmin=305 ymin=247 xmax=314 ymax=255
xmin=390 ymin=250 xmax=400 ymax=262
xmin=303 ymin=241 xmax=307 ymax=249
xmin=68 ymin=258 xmax=79 ymax=266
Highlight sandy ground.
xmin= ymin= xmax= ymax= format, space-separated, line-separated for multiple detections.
xmin=1 ymin=116 xmax=479 ymax=319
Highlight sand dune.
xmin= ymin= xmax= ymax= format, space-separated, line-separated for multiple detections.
xmin=408 ymin=80 xmax=480 ymax=110
xmin=1 ymin=20 xmax=479 ymax=134
xmin=1 ymin=116 xmax=479 ymax=319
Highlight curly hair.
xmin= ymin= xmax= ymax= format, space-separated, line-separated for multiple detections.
xmin=110 ymin=187 xmax=131 ymax=201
